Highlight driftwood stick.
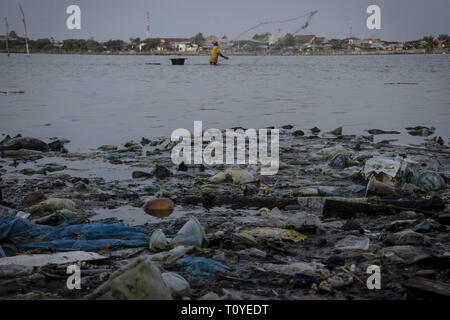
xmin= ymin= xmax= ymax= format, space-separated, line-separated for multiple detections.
xmin=4 ymin=17 xmax=9 ymax=56
xmin=322 ymin=198 xmax=446 ymax=219
xmin=18 ymin=3 xmax=30 ymax=56
xmin=175 ymin=194 xmax=298 ymax=209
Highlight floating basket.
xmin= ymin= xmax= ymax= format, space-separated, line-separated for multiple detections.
xmin=170 ymin=58 xmax=187 ymax=65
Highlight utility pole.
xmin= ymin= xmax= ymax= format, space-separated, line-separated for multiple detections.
xmin=349 ymin=20 xmax=353 ymax=38
xmin=4 ymin=17 xmax=10 ymax=56
xmin=18 ymin=3 xmax=30 ymax=56
xmin=146 ymin=11 xmax=150 ymax=39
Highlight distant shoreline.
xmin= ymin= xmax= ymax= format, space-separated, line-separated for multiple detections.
xmin=1 ymin=48 xmax=448 ymax=57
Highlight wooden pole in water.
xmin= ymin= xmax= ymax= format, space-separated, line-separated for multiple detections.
xmin=4 ymin=17 xmax=10 ymax=56
xmin=18 ymin=3 xmax=30 ymax=56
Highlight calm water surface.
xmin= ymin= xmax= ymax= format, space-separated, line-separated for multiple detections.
xmin=1 ymin=53 xmax=449 ymax=152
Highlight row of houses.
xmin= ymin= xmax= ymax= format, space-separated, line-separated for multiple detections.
xmin=2 ymin=30 xmax=447 ymax=53
xmin=298 ymin=36 xmax=448 ymax=51
xmin=344 ymin=37 xmax=403 ymax=50
xmin=146 ymin=34 xmax=428 ymax=53
xmin=293 ymin=36 xmax=404 ymax=51
xmin=143 ymin=35 xmax=228 ymax=52
xmin=149 ymin=37 xmax=197 ymax=52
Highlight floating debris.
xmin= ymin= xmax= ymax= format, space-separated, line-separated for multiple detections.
xmin=143 ymin=198 xmax=175 ymax=217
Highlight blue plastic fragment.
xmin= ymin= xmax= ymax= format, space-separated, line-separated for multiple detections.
xmin=330 ymin=154 xmax=346 ymax=169
xmin=417 ymin=172 xmax=444 ymax=191
xmin=412 ymin=220 xmax=431 ymax=232
xmin=0 ymin=134 xmax=22 ymax=145
xmin=48 ymin=140 xmax=68 ymax=153
xmin=176 ymin=257 xmax=230 ymax=277
xmin=347 ymin=185 xmax=366 ymax=193
xmin=0 ymin=135 xmax=11 ymax=145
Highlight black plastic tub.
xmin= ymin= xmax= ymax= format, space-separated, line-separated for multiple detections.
xmin=170 ymin=58 xmax=187 ymax=65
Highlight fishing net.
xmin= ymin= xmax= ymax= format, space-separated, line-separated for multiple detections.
xmin=227 ymin=10 xmax=318 ymax=63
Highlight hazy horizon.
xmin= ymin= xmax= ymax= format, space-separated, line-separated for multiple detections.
xmin=1 ymin=0 xmax=449 ymax=42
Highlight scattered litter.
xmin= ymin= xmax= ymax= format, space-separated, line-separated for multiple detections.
xmin=242 ymin=227 xmax=308 ymax=243
xmin=209 ymin=168 xmax=254 ymax=184
xmin=0 ymin=251 xmax=106 ymax=268
xmin=334 ymin=236 xmax=370 ymax=251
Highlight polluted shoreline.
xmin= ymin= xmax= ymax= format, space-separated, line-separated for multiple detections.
xmin=0 ymin=126 xmax=449 ymax=300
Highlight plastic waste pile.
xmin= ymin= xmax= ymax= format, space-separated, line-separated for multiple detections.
xmin=0 ymin=127 xmax=449 ymax=300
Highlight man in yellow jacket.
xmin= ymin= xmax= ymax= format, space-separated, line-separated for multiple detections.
xmin=210 ymin=41 xmax=229 ymax=65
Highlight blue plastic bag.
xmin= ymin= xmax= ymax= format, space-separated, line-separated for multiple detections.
xmin=0 ymin=216 xmax=149 ymax=252
xmin=176 ymin=257 xmax=229 ymax=277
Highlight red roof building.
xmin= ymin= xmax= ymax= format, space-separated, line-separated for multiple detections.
xmin=295 ymin=35 xmax=326 ymax=44
xmin=295 ymin=35 xmax=316 ymax=43
xmin=437 ymin=40 xmax=447 ymax=47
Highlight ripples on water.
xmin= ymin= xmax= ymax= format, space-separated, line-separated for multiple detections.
xmin=0 ymin=53 xmax=449 ymax=152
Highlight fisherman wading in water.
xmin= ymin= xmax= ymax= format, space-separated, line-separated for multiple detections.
xmin=210 ymin=41 xmax=229 ymax=65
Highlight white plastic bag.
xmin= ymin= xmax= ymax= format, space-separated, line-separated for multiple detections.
xmin=172 ymin=217 xmax=206 ymax=247
xmin=149 ymin=229 xmax=170 ymax=250
xmin=162 ymin=272 xmax=190 ymax=298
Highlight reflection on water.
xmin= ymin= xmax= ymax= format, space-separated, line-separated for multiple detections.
xmin=1 ymin=53 xmax=449 ymax=152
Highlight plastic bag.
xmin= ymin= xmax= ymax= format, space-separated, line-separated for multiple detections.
xmin=150 ymin=229 xmax=170 ymax=250
xmin=172 ymin=217 xmax=206 ymax=247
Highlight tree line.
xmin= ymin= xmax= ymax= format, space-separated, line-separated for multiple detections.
xmin=0 ymin=36 xmax=194 ymax=54
xmin=0 ymin=38 xmax=105 ymax=53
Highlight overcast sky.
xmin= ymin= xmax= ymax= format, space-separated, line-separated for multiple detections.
xmin=1 ymin=0 xmax=449 ymax=42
